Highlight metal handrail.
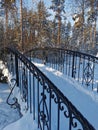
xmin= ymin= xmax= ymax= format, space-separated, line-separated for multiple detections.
xmin=2 ymin=47 xmax=95 ymax=130
xmin=25 ymin=47 xmax=98 ymax=59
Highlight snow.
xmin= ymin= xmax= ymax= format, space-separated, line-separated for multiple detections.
xmin=3 ymin=111 xmax=38 ymax=130
xmin=0 ymin=83 xmax=20 ymax=130
xmin=1 ymin=62 xmax=98 ymax=130
xmin=96 ymin=53 xmax=98 ymax=57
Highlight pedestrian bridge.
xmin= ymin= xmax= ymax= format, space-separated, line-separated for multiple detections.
xmin=1 ymin=46 xmax=98 ymax=130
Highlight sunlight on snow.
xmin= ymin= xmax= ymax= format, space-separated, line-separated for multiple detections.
xmin=0 ymin=98 xmax=3 ymax=103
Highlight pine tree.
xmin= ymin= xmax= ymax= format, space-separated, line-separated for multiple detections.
xmin=36 ymin=1 xmax=51 ymax=47
xmin=0 ymin=0 xmax=16 ymax=47
xmin=50 ymin=0 xmax=65 ymax=46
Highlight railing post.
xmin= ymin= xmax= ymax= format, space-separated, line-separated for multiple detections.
xmin=72 ymin=52 xmax=75 ymax=78
xmin=10 ymin=54 xmax=14 ymax=75
xmin=15 ymin=54 xmax=19 ymax=86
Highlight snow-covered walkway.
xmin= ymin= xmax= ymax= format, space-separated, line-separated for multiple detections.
xmin=34 ymin=63 xmax=98 ymax=129
xmin=0 ymin=83 xmax=20 ymax=130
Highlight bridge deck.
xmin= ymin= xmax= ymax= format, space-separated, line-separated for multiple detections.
xmin=0 ymin=83 xmax=20 ymax=130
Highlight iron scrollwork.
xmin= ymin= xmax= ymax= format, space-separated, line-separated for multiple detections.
xmin=59 ymin=100 xmax=83 ymax=130
xmin=84 ymin=62 xmax=94 ymax=86
xmin=39 ymin=92 xmax=49 ymax=130
xmin=71 ymin=115 xmax=83 ymax=130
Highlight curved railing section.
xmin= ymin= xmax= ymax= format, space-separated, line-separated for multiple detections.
xmin=1 ymin=47 xmax=95 ymax=130
xmin=24 ymin=47 xmax=98 ymax=92
xmin=6 ymin=79 xmax=19 ymax=107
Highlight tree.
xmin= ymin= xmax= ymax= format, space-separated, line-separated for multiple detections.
xmin=87 ymin=0 xmax=98 ymax=49
xmin=49 ymin=19 xmax=58 ymax=46
xmin=71 ymin=0 xmax=98 ymax=52
xmin=60 ymin=21 xmax=71 ymax=48
xmin=0 ymin=21 xmax=4 ymax=47
xmin=50 ymin=0 xmax=66 ymax=46
xmin=36 ymin=1 xmax=51 ymax=47
xmin=0 ymin=0 xmax=16 ymax=47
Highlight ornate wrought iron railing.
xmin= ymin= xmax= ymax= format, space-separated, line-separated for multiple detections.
xmin=1 ymin=47 xmax=95 ymax=130
xmin=24 ymin=47 xmax=98 ymax=92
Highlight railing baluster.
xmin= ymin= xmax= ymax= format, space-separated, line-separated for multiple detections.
xmin=49 ymin=88 xmax=51 ymax=130
xmin=78 ymin=56 xmax=81 ymax=82
xmin=33 ymin=73 xmax=35 ymax=120
xmin=15 ymin=54 xmax=19 ymax=86
xmin=29 ymin=70 xmax=32 ymax=113
xmin=82 ymin=56 xmax=85 ymax=85
xmin=72 ymin=52 xmax=75 ymax=78
xmin=57 ymin=98 xmax=60 ymax=130
xmin=37 ymin=76 xmax=40 ymax=128
xmin=74 ymin=55 xmax=77 ymax=79
xmin=19 ymin=59 xmax=22 ymax=93
xmin=65 ymin=53 xmax=68 ymax=75
xmin=68 ymin=53 xmax=71 ymax=76
xmin=92 ymin=59 xmax=95 ymax=90
xmin=42 ymin=80 xmax=45 ymax=130
xmin=26 ymin=66 xmax=29 ymax=110
xmin=69 ymin=111 xmax=72 ymax=130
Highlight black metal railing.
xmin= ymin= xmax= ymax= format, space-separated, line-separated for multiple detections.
xmin=1 ymin=47 xmax=95 ymax=130
xmin=24 ymin=47 xmax=98 ymax=92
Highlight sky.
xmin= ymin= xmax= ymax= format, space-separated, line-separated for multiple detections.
xmin=1 ymin=60 xmax=98 ymax=130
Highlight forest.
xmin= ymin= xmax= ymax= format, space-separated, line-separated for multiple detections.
xmin=0 ymin=0 xmax=98 ymax=54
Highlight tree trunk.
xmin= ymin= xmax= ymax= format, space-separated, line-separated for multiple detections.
xmin=20 ymin=0 xmax=23 ymax=50
xmin=5 ymin=8 xmax=8 ymax=46
xmin=57 ymin=10 xmax=61 ymax=46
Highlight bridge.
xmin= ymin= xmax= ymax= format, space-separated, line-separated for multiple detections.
xmin=0 ymin=46 xmax=98 ymax=130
